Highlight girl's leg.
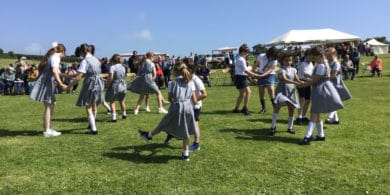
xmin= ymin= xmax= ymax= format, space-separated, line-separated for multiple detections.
xmin=271 ymin=103 xmax=281 ymax=128
xmin=110 ymin=101 xmax=117 ymax=121
xmin=234 ymin=88 xmax=245 ymax=111
xmin=267 ymin=85 xmax=275 ymax=108
xmin=87 ymin=104 xmax=98 ymax=133
xmin=145 ymin=94 xmax=150 ymax=112
xmin=43 ymin=102 xmax=53 ymax=131
xmin=287 ymin=104 xmax=295 ymax=133
xmin=134 ymin=94 xmax=144 ymax=114
xmin=258 ymin=86 xmax=266 ymax=112
xmin=182 ymin=137 xmax=190 ymax=160
xmin=156 ymin=92 xmax=168 ymax=113
xmin=120 ymin=100 xmax=126 ymax=118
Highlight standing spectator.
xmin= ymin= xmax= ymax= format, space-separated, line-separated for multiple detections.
xmin=232 ymin=44 xmax=260 ymax=115
xmin=291 ymin=55 xmax=301 ymax=68
xmin=128 ymin=50 xmax=139 ymax=73
xmin=29 ymin=43 xmax=67 ymax=137
xmin=100 ymin=57 xmax=111 ymax=74
xmin=14 ymin=64 xmax=27 ymax=94
xmin=351 ymin=47 xmax=361 ymax=74
xmin=67 ymin=43 xmax=104 ymax=135
xmin=162 ymin=55 xmax=173 ymax=88
xmin=154 ymin=59 xmax=164 ymax=89
xmin=369 ymin=55 xmax=382 ymax=77
xmin=196 ymin=57 xmax=211 ymax=87
xmin=105 ymin=54 xmax=127 ymax=122
xmin=255 ymin=47 xmax=278 ymax=114
xmin=341 ymin=54 xmax=356 ymax=80
xmin=0 ymin=67 xmax=16 ymax=95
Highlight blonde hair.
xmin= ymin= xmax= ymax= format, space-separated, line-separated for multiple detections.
xmin=177 ymin=63 xmax=192 ymax=83
xmin=39 ymin=43 xmax=66 ymax=71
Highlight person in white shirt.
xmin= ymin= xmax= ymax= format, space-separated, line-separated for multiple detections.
xmin=254 ymin=47 xmax=278 ymax=114
xmin=233 ymin=44 xmax=261 ymax=115
xmin=295 ymin=49 xmax=314 ymax=125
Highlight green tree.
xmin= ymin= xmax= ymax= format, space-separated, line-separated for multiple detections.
xmin=0 ymin=48 xmax=3 ymax=54
xmin=252 ymin=44 xmax=267 ymax=56
xmin=8 ymin=51 xmax=14 ymax=57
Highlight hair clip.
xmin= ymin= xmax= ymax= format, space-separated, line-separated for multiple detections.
xmin=52 ymin=42 xmax=58 ymax=48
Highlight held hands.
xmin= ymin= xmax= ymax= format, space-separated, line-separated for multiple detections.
xmin=59 ymin=83 xmax=68 ymax=91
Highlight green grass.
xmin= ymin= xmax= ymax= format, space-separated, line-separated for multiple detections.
xmin=0 ymin=55 xmax=389 ymax=194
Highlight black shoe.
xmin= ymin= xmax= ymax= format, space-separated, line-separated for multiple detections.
xmin=182 ymin=152 xmax=190 ymax=161
xmin=138 ymin=130 xmax=152 ymax=142
xmin=259 ymin=108 xmax=266 ymax=114
xmin=241 ymin=108 xmax=251 ymax=115
xmin=300 ymin=137 xmax=311 ymax=145
xmin=295 ymin=118 xmax=303 ymax=125
xmin=85 ymin=130 xmax=98 ymax=135
xmin=109 ymin=119 xmax=117 ymax=123
xmin=232 ymin=108 xmax=240 ymax=113
xmin=302 ymin=117 xmax=309 ymax=123
xmin=325 ymin=119 xmax=340 ymax=124
xmin=287 ymin=128 xmax=295 ymax=134
xmin=164 ymin=134 xmax=174 ymax=144
xmin=122 ymin=115 xmax=127 ymax=119
xmin=87 ymin=125 xmax=91 ymax=129
xmin=270 ymin=127 xmax=276 ymax=136
xmin=312 ymin=135 xmax=326 ymax=141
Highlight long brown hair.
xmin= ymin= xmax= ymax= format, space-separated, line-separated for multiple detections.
xmin=110 ymin=54 xmax=122 ymax=64
xmin=39 ymin=43 xmax=66 ymax=71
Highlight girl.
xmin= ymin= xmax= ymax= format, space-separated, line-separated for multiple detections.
xmin=128 ymin=52 xmax=168 ymax=115
xmin=138 ymin=63 xmax=198 ymax=161
xmin=270 ymin=53 xmax=302 ymax=136
xmin=67 ymin=43 xmax=104 ymax=135
xmin=232 ymin=44 xmax=260 ymax=115
xmin=255 ymin=47 xmax=278 ymax=114
xmin=30 ymin=43 xmax=67 ymax=137
xmin=300 ymin=47 xmax=344 ymax=145
xmin=105 ymin=54 xmax=127 ymax=122
xmin=325 ymin=47 xmax=352 ymax=124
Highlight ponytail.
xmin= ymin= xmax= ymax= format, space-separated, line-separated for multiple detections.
xmin=39 ymin=43 xmax=66 ymax=71
xmin=178 ymin=63 xmax=192 ymax=83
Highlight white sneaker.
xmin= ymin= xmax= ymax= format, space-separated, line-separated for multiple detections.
xmin=163 ymin=100 xmax=170 ymax=105
xmin=158 ymin=107 xmax=168 ymax=114
xmin=145 ymin=106 xmax=151 ymax=112
xmin=134 ymin=109 xmax=139 ymax=115
xmin=43 ymin=130 xmax=61 ymax=137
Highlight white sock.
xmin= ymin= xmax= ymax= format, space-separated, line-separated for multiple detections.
xmin=147 ymin=132 xmax=152 ymax=138
xmin=328 ymin=111 xmax=335 ymax=120
xmin=88 ymin=115 xmax=97 ymax=131
xmin=288 ymin=116 xmax=294 ymax=129
xmin=112 ymin=112 xmax=117 ymax=120
xmin=122 ymin=111 xmax=127 ymax=116
xmin=298 ymin=114 xmax=303 ymax=119
xmin=183 ymin=150 xmax=189 ymax=156
xmin=317 ymin=120 xmax=324 ymax=137
xmin=271 ymin=113 xmax=278 ymax=128
xmin=305 ymin=122 xmax=316 ymax=138
xmin=333 ymin=112 xmax=339 ymax=121
xmin=103 ymin=101 xmax=111 ymax=111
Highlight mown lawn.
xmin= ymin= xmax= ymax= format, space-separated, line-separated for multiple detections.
xmin=0 ymin=55 xmax=389 ymax=194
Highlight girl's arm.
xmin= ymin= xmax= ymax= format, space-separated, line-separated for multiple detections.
xmin=168 ymin=92 xmax=173 ymax=103
xmin=191 ymin=91 xmax=198 ymax=106
xmin=280 ymin=72 xmax=301 ymax=85
xmin=152 ymin=66 xmax=156 ymax=80
xmin=300 ymin=74 xmax=321 ymax=87
xmin=65 ymin=72 xmax=83 ymax=91
xmin=260 ymin=66 xmax=276 ymax=77
xmin=52 ymin=66 xmax=66 ymax=90
xmin=330 ymin=70 xmax=337 ymax=79
xmin=197 ymin=89 xmax=207 ymax=101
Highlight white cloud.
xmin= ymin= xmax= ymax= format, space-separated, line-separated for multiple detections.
xmin=135 ymin=29 xmax=153 ymax=41
xmin=24 ymin=43 xmax=45 ymax=55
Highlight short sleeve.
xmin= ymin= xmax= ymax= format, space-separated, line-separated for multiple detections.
xmin=332 ymin=61 xmax=341 ymax=71
xmin=50 ymin=55 xmax=60 ymax=68
xmin=270 ymin=60 xmax=277 ymax=66
xmin=188 ymin=81 xmax=195 ymax=92
xmin=194 ymin=76 xmax=205 ymax=91
xmin=314 ymin=64 xmax=326 ymax=75
xmin=109 ymin=65 xmax=115 ymax=74
xmin=77 ymin=59 xmax=87 ymax=73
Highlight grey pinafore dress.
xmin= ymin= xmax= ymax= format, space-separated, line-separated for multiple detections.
xmin=30 ymin=54 xmax=58 ymax=104
xmin=274 ymin=66 xmax=300 ymax=108
xmin=105 ymin=64 xmax=127 ymax=102
xmin=311 ymin=63 xmax=344 ymax=113
xmin=329 ymin=61 xmax=352 ymax=101
xmin=157 ymin=78 xmax=198 ymax=139
xmin=76 ymin=56 xmax=104 ymax=107
xmin=127 ymin=59 xmax=160 ymax=94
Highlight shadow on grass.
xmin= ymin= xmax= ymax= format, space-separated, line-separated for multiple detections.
xmin=103 ymin=144 xmax=181 ymax=164
xmin=202 ymin=110 xmax=239 ymax=115
xmin=247 ymin=118 xmax=288 ymax=124
xmin=220 ymin=128 xmax=302 ymax=144
xmin=52 ymin=117 xmax=87 ymax=123
xmin=0 ymin=129 xmax=42 ymax=136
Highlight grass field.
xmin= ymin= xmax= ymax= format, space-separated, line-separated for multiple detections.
xmin=0 ymin=55 xmax=389 ymax=194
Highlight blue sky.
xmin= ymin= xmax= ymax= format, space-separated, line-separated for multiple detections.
xmin=1 ymin=0 xmax=389 ymax=57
